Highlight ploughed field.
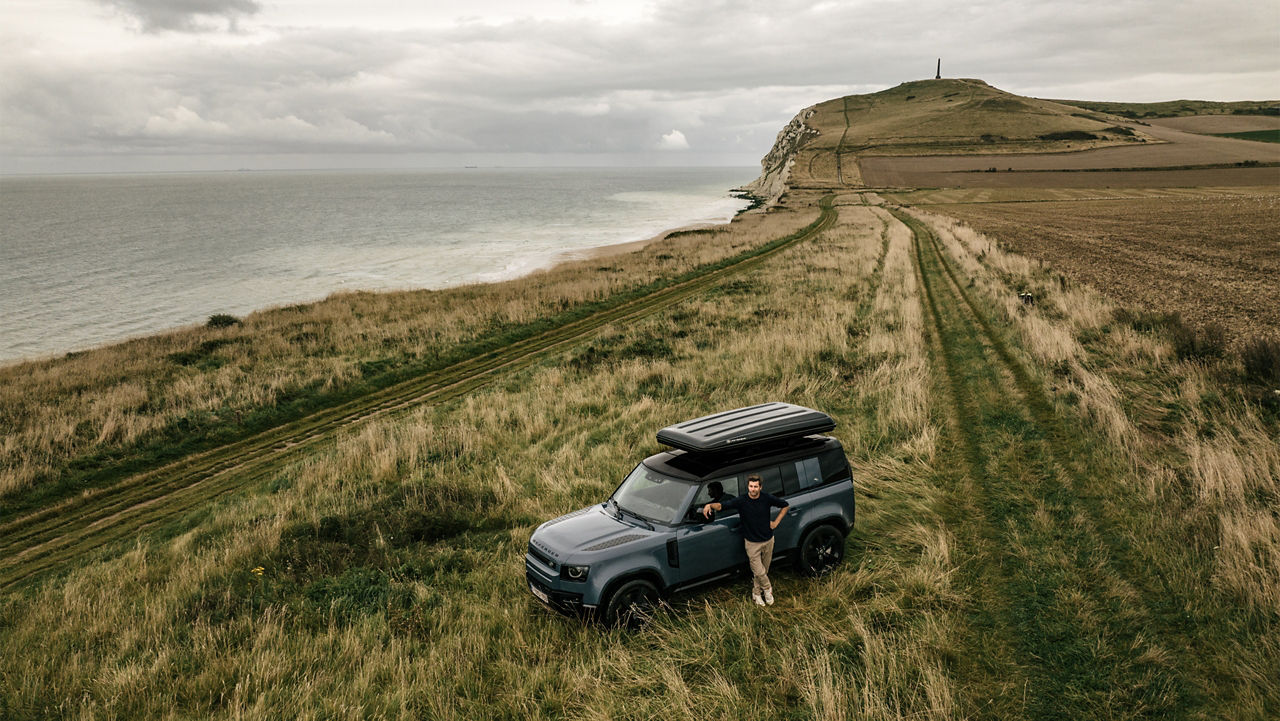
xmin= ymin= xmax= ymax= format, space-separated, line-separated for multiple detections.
xmin=858 ymin=122 xmax=1280 ymax=189
xmin=929 ymin=191 xmax=1280 ymax=345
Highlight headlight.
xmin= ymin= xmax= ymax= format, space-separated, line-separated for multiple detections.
xmin=561 ymin=564 xmax=590 ymax=582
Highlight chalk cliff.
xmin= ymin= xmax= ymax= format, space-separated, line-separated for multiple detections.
xmin=743 ymin=106 xmax=818 ymax=205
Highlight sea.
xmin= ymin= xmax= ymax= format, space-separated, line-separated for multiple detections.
xmin=0 ymin=167 xmax=755 ymax=364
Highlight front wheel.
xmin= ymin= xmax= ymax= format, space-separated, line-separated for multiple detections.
xmin=602 ymin=579 xmax=661 ymax=630
xmin=794 ymin=524 xmax=845 ymax=577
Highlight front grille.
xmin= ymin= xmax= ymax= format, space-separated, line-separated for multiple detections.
xmin=529 ymin=544 xmax=556 ymax=570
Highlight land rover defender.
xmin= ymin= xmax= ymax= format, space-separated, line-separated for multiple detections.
xmin=525 ymin=402 xmax=856 ymax=627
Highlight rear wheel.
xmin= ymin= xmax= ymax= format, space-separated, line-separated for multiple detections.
xmin=794 ymin=524 xmax=845 ymax=577
xmin=602 ymin=578 xmax=661 ymax=630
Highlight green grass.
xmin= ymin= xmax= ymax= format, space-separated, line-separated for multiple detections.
xmin=1054 ymin=98 xmax=1280 ymax=119
xmin=3 ymin=198 xmax=967 ymax=719
xmin=1213 ymin=129 xmax=1280 ymax=143
xmin=0 ymin=206 xmax=832 ymax=528
xmin=2 ymin=193 xmax=1276 ymax=720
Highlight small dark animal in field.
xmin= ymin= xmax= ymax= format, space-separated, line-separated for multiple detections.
xmin=1019 ymin=292 xmax=1035 ymax=307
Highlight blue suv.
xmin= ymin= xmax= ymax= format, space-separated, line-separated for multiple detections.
xmin=526 ymin=403 xmax=856 ymax=627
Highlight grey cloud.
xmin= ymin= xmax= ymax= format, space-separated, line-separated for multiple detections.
xmin=4 ymin=0 xmax=1277 ymax=170
xmin=98 ymin=0 xmax=261 ymax=32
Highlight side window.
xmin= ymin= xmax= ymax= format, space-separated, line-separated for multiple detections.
xmin=820 ymin=448 xmax=850 ymax=484
xmin=796 ymin=458 xmax=822 ymax=490
xmin=754 ymin=466 xmax=784 ymax=496
xmin=693 ymin=475 xmax=741 ymax=514
xmin=780 ymin=462 xmax=801 ymax=495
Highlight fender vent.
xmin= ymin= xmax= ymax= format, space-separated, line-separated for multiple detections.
xmin=584 ymin=534 xmax=644 ymax=551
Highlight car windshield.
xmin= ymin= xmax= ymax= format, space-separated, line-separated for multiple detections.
xmin=611 ymin=464 xmax=694 ymax=525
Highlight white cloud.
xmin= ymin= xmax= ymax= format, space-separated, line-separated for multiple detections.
xmin=657 ymin=129 xmax=689 ymax=150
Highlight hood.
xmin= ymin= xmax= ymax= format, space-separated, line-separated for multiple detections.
xmin=531 ymin=505 xmax=652 ymax=562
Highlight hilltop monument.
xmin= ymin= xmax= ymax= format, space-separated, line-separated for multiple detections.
xmin=935 ymin=59 xmax=941 ymax=79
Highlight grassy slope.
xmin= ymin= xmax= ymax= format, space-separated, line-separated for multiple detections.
xmin=1215 ymin=129 xmax=1280 ymax=143
xmin=0 ymin=204 xmax=835 ymax=591
xmin=786 ymin=78 xmax=1157 ymax=189
xmin=0 ymin=208 xmax=812 ymax=512
xmin=4 ymin=187 xmax=1276 ymax=719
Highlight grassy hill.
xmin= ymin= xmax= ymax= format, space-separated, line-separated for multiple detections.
xmin=776 ymin=78 xmax=1156 ymax=189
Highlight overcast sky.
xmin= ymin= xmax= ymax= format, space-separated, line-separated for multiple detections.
xmin=3 ymin=0 xmax=1277 ymax=173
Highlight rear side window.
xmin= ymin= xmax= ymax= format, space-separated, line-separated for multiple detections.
xmin=820 ymin=448 xmax=850 ymax=484
xmin=796 ymin=458 xmax=822 ymax=490
xmin=753 ymin=466 xmax=784 ymax=496
xmin=780 ymin=462 xmax=801 ymax=495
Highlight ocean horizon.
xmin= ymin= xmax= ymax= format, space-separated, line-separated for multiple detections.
xmin=0 ymin=166 xmax=754 ymax=364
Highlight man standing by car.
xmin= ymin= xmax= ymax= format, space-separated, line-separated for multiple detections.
xmin=702 ymin=474 xmax=789 ymax=606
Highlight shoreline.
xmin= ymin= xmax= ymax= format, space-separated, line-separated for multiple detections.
xmin=0 ymin=196 xmax=755 ymax=368
xmin=558 ymin=220 xmax=728 ymax=263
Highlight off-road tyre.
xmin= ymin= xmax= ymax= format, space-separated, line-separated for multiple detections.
xmin=794 ymin=524 xmax=845 ymax=577
xmin=602 ymin=578 xmax=662 ymax=630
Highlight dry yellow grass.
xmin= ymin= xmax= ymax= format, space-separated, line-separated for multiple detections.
xmin=0 ymin=208 xmax=819 ymax=499
xmin=911 ymin=206 xmax=1280 ymax=618
xmin=2 ymin=200 xmax=966 ymax=719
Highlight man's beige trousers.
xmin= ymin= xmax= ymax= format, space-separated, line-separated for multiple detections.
xmin=744 ymin=537 xmax=775 ymax=595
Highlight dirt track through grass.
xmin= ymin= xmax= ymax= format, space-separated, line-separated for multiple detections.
xmin=894 ymin=207 xmax=1213 ymax=718
xmin=0 ymin=200 xmax=836 ymax=591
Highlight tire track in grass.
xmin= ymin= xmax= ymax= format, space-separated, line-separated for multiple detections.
xmin=894 ymin=207 xmax=1193 ymax=719
xmin=905 ymin=208 xmax=1221 ymax=712
xmin=0 ymin=199 xmax=837 ymax=591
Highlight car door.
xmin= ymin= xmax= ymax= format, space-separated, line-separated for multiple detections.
xmin=672 ymin=475 xmax=746 ymax=586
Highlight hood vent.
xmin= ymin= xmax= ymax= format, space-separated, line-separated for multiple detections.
xmin=545 ymin=506 xmax=592 ymax=526
xmin=584 ymin=534 xmax=644 ymax=551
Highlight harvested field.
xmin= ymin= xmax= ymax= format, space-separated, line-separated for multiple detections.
xmin=883 ymin=185 xmax=1272 ymax=205
xmin=862 ymin=165 xmax=1279 ymax=189
xmin=932 ymin=192 xmax=1280 ymax=345
xmin=860 ymin=123 xmax=1280 ymax=188
xmin=1150 ymin=114 xmax=1280 ymax=134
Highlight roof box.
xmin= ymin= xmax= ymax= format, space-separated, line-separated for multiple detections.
xmin=656 ymin=402 xmax=836 ymax=453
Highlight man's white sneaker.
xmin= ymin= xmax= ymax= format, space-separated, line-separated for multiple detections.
xmin=752 ymin=592 xmax=765 ymax=606
xmin=763 ymin=590 xmax=774 ymax=605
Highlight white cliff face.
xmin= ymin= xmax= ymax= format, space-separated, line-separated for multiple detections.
xmin=744 ymin=106 xmax=819 ymax=205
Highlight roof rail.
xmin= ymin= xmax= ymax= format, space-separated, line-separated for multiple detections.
xmin=656 ymin=402 xmax=836 ymax=453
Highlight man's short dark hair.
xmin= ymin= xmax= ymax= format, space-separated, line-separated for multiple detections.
xmin=746 ymin=474 xmax=762 ymax=484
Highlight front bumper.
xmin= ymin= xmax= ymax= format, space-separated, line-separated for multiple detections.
xmin=525 ymin=554 xmax=592 ymax=616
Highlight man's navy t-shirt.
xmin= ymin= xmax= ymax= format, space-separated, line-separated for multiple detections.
xmin=721 ymin=493 xmax=789 ymax=542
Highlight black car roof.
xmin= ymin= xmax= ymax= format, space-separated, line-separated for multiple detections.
xmin=656 ymin=402 xmax=836 ymax=453
xmin=644 ymin=436 xmax=841 ymax=481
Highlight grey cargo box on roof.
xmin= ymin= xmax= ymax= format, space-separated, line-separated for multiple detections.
xmin=655 ymin=402 xmax=836 ymax=453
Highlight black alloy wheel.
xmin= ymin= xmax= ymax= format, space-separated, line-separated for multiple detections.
xmin=796 ymin=524 xmax=845 ymax=577
xmin=604 ymin=578 xmax=661 ymax=630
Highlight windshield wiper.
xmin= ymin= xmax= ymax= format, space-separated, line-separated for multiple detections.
xmin=615 ymin=504 xmax=655 ymax=531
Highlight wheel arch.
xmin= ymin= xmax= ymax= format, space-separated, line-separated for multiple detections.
xmin=599 ymin=568 xmax=667 ymax=608
xmin=801 ymin=515 xmax=849 ymax=538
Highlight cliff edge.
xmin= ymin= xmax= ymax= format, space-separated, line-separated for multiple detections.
xmin=745 ymin=78 xmax=1158 ymax=198
xmin=743 ymin=106 xmax=818 ymax=205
